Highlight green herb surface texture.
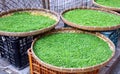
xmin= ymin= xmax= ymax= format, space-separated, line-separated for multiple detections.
xmin=63 ymin=9 xmax=120 ymax=27
xmin=34 ymin=33 xmax=112 ymax=68
xmin=96 ymin=0 xmax=120 ymax=8
xmin=0 ymin=12 xmax=56 ymax=32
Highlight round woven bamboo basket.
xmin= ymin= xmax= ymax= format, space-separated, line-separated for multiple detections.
xmin=93 ymin=0 xmax=120 ymax=12
xmin=0 ymin=8 xmax=60 ymax=37
xmin=28 ymin=28 xmax=115 ymax=74
xmin=61 ymin=7 xmax=120 ymax=31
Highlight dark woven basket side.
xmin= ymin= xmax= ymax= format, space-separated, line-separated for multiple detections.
xmin=61 ymin=7 xmax=120 ymax=31
xmin=92 ymin=0 xmax=120 ymax=12
xmin=0 ymin=8 xmax=60 ymax=37
xmin=28 ymin=28 xmax=115 ymax=74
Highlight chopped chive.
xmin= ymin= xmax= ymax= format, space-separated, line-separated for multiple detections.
xmin=34 ymin=33 xmax=113 ymax=68
xmin=0 ymin=12 xmax=56 ymax=32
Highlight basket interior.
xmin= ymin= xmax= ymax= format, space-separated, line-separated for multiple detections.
xmin=62 ymin=8 xmax=120 ymax=27
xmin=0 ymin=9 xmax=58 ymax=32
xmin=32 ymin=30 xmax=114 ymax=69
xmin=94 ymin=0 xmax=120 ymax=8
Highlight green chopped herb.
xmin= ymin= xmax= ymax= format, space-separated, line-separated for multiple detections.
xmin=96 ymin=0 xmax=120 ymax=8
xmin=34 ymin=33 xmax=112 ymax=68
xmin=0 ymin=12 xmax=56 ymax=32
xmin=63 ymin=9 xmax=120 ymax=27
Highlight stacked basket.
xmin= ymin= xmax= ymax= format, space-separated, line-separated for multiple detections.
xmin=92 ymin=0 xmax=120 ymax=46
xmin=0 ymin=8 xmax=60 ymax=69
xmin=92 ymin=0 xmax=120 ymax=12
xmin=28 ymin=28 xmax=115 ymax=74
xmin=61 ymin=7 xmax=120 ymax=47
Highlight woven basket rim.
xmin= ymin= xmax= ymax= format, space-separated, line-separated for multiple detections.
xmin=0 ymin=8 xmax=60 ymax=37
xmin=60 ymin=7 xmax=120 ymax=31
xmin=93 ymin=0 xmax=120 ymax=11
xmin=30 ymin=28 xmax=115 ymax=73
